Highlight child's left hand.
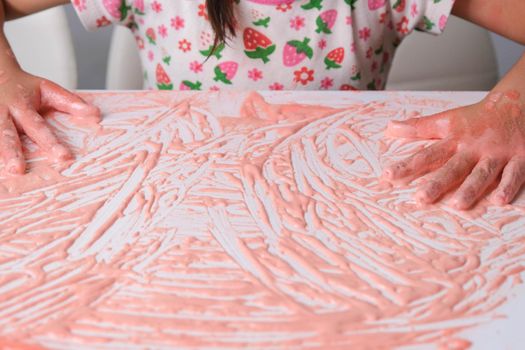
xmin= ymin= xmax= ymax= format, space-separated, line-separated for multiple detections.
xmin=382 ymin=91 xmax=525 ymax=209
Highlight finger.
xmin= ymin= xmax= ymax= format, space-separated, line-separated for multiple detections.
xmin=240 ymin=91 xmax=281 ymax=121
xmin=383 ymin=139 xmax=456 ymax=180
xmin=451 ymin=157 xmax=506 ymax=210
xmin=385 ymin=110 xmax=455 ymax=139
xmin=0 ymin=106 xmax=25 ymax=175
xmin=491 ymin=156 xmax=525 ymax=205
xmin=40 ymin=80 xmax=101 ymax=121
xmin=10 ymin=106 xmax=72 ymax=162
xmin=415 ymin=152 xmax=477 ymax=205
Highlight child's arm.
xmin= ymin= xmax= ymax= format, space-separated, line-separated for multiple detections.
xmin=383 ymin=2 xmax=525 ymax=209
xmin=2 ymin=0 xmax=68 ymax=20
xmin=384 ymin=55 xmax=525 ymax=209
xmin=452 ymin=0 xmax=525 ymax=44
xmin=0 ymin=0 xmax=99 ymax=175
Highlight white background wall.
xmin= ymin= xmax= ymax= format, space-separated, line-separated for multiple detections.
xmin=64 ymin=6 xmax=523 ymax=90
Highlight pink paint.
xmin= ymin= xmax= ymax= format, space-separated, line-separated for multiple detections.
xmin=0 ymin=91 xmax=524 ymax=349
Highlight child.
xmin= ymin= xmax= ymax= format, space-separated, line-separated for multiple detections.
xmin=0 ymin=0 xmax=524 ymax=209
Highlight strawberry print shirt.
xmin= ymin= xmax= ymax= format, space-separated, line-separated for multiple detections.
xmin=72 ymin=0 xmax=455 ymax=91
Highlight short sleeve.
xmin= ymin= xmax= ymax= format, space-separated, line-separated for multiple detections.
xmin=71 ymin=0 xmax=135 ymax=31
xmin=388 ymin=0 xmax=456 ymax=38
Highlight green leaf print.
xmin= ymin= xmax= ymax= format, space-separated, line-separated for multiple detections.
xmin=163 ymin=56 xmax=172 ymax=65
xmin=119 ymin=0 xmax=131 ymax=22
xmin=423 ymin=16 xmax=435 ymax=30
xmin=344 ymin=0 xmax=358 ymax=10
xmin=253 ymin=17 xmax=271 ymax=28
xmin=393 ymin=0 xmax=403 ymax=10
xmin=301 ymin=0 xmax=323 ymax=10
xmin=289 ymin=38 xmax=314 ymax=58
xmin=315 ymin=16 xmax=332 ymax=34
xmin=182 ymin=80 xmax=202 ymax=90
xmin=244 ymin=45 xmax=276 ymax=64
xmin=324 ymin=57 xmax=341 ymax=70
xmin=200 ymin=43 xmax=225 ymax=59
xmin=213 ymin=66 xmax=232 ymax=85
xmin=157 ymin=83 xmax=174 ymax=90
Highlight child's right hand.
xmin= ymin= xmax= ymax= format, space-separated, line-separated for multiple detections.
xmin=0 ymin=66 xmax=100 ymax=176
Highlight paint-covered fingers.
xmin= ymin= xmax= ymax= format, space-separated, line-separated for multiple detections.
xmin=415 ymin=152 xmax=477 ymax=205
xmin=240 ymin=91 xmax=281 ymax=120
xmin=40 ymin=79 xmax=101 ymax=121
xmin=383 ymin=140 xmax=456 ymax=180
xmin=491 ymin=156 xmax=525 ymax=205
xmin=10 ymin=106 xmax=71 ymax=163
xmin=0 ymin=106 xmax=25 ymax=175
xmin=385 ymin=110 xmax=455 ymax=139
xmin=451 ymin=157 xmax=506 ymax=210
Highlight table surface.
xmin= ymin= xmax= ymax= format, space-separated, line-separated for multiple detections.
xmin=0 ymin=91 xmax=524 ymax=350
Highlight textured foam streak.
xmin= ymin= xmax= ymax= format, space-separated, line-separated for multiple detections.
xmin=0 ymin=91 xmax=524 ymax=350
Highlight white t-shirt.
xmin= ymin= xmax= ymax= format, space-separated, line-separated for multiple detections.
xmin=72 ymin=0 xmax=455 ymax=91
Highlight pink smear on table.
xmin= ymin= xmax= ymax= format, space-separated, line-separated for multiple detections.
xmin=0 ymin=91 xmax=524 ymax=349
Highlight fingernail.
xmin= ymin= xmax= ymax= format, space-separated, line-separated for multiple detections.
xmin=72 ymin=101 xmax=92 ymax=111
xmin=415 ymin=190 xmax=431 ymax=205
xmin=491 ymin=192 xmax=507 ymax=205
xmin=383 ymin=161 xmax=409 ymax=180
xmin=74 ymin=103 xmax=101 ymax=120
xmin=451 ymin=197 xmax=467 ymax=210
xmin=415 ymin=182 xmax=441 ymax=205
xmin=50 ymin=144 xmax=72 ymax=162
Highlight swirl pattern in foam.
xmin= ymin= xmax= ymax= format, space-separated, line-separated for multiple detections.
xmin=0 ymin=91 xmax=524 ymax=349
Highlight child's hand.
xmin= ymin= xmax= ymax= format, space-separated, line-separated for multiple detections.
xmin=0 ymin=68 xmax=100 ymax=175
xmin=383 ymin=91 xmax=525 ymax=209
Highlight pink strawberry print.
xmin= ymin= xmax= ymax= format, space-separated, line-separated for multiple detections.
xmin=283 ymin=37 xmax=313 ymax=67
xmin=316 ymin=10 xmax=337 ymax=34
xmin=179 ymin=80 xmax=202 ymax=91
xmin=103 ymin=0 xmax=131 ymax=21
xmin=368 ymin=0 xmax=386 ymax=10
xmin=146 ymin=28 xmax=156 ymax=45
xmin=213 ymin=61 xmax=238 ymax=85
xmin=324 ymin=47 xmax=344 ymax=69
xmin=340 ymin=84 xmax=357 ymax=91
xmin=243 ymin=28 xmax=276 ymax=64
xmin=156 ymin=64 xmax=173 ymax=90
xmin=134 ymin=0 xmax=145 ymax=14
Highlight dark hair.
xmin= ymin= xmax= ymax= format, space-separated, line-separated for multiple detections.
xmin=206 ymin=0 xmax=237 ymax=50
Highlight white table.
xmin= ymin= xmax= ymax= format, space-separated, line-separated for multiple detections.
xmin=0 ymin=91 xmax=524 ymax=350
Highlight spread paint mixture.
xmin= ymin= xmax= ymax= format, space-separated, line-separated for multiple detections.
xmin=0 ymin=91 xmax=524 ymax=349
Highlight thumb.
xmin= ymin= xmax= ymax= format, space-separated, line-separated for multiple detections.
xmin=385 ymin=110 xmax=453 ymax=139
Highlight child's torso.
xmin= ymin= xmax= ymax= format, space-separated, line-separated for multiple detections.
xmin=126 ymin=0 xmax=399 ymax=91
